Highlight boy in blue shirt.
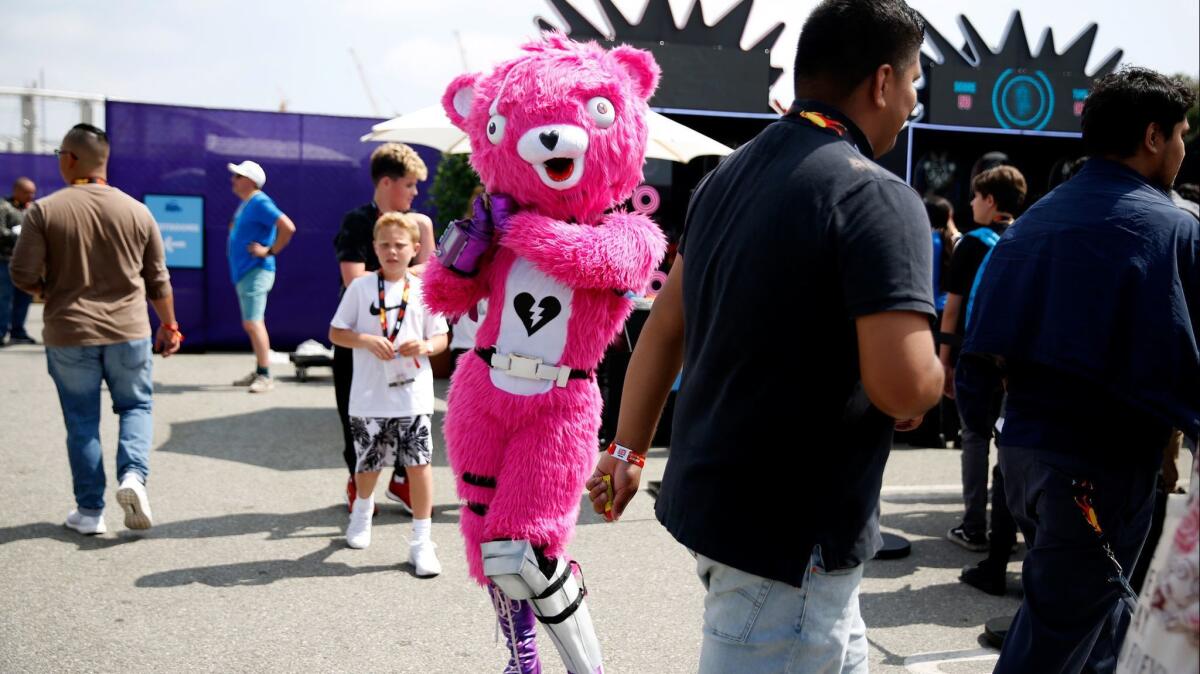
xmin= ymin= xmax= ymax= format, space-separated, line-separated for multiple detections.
xmin=227 ymin=160 xmax=296 ymax=392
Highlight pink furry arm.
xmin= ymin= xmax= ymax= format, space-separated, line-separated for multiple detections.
xmin=500 ymin=211 xmax=667 ymax=291
xmin=422 ymin=257 xmax=490 ymax=319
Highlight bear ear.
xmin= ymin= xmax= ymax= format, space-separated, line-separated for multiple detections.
xmin=609 ymin=45 xmax=660 ymax=101
xmin=442 ymin=73 xmax=480 ymax=130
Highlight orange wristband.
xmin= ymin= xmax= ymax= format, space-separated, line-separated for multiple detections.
xmin=605 ymin=442 xmax=645 ymax=468
xmin=160 ymin=323 xmax=184 ymax=342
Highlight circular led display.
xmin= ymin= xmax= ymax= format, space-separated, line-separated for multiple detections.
xmin=991 ymin=69 xmax=1055 ymax=131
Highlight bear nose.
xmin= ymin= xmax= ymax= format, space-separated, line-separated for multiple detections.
xmin=539 ymin=130 xmax=559 ymax=151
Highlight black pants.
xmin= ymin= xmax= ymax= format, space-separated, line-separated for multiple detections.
xmin=333 ymin=344 xmax=355 ymax=475
xmin=984 ymin=461 xmax=1018 ymax=563
xmin=995 ymin=446 xmax=1159 ymax=674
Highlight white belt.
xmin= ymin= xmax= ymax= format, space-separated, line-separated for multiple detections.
xmin=489 ymin=352 xmax=573 ymax=388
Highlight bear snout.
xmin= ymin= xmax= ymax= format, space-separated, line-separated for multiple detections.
xmin=518 ymin=124 xmax=590 ymax=191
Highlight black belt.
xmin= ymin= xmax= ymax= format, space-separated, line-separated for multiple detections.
xmin=474 ymin=347 xmax=592 ymax=380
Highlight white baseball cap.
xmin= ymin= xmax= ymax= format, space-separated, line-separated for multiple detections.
xmin=227 ymin=160 xmax=266 ymax=188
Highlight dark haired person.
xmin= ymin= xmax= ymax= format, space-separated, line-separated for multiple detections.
xmin=332 ymin=142 xmax=433 ymax=511
xmin=939 ymin=164 xmax=1027 ymax=551
xmin=0 ymin=177 xmax=37 ymax=345
xmin=586 ymin=1 xmax=942 ymax=669
xmin=963 ymin=67 xmax=1198 ymax=673
xmin=10 ymin=124 xmax=182 ymax=534
xmin=924 ymin=194 xmax=958 ymax=314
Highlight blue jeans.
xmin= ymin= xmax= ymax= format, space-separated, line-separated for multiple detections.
xmin=46 ymin=338 xmax=154 ymax=513
xmin=10 ymin=285 xmax=32 ymax=338
xmin=696 ymin=547 xmax=868 ymax=674
xmin=0 ymin=260 xmax=13 ymax=339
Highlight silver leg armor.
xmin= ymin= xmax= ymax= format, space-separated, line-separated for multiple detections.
xmin=482 ymin=540 xmax=603 ymax=674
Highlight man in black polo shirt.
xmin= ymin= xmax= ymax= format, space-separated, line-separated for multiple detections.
xmin=586 ymin=1 xmax=942 ymax=670
xmin=333 ymin=142 xmax=432 ymax=511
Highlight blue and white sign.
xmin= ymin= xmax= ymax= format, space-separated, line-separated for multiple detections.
xmin=145 ymin=194 xmax=204 ymax=269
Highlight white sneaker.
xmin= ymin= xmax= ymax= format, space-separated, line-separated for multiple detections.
xmin=410 ymin=538 xmax=441 ymax=577
xmin=232 ymin=371 xmax=258 ymax=386
xmin=116 ymin=473 xmax=154 ymax=530
xmin=247 ymin=374 xmax=275 ymax=393
xmin=64 ymin=509 xmax=107 ymax=535
xmin=346 ymin=500 xmax=373 ymax=549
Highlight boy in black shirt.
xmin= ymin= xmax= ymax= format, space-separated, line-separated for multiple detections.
xmin=939 ymin=164 xmax=1026 ymax=549
xmin=333 ymin=143 xmax=432 ymax=511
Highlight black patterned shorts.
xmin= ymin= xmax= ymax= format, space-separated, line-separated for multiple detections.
xmin=349 ymin=415 xmax=433 ymax=473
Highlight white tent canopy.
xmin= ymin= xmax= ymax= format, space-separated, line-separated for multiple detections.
xmin=361 ymin=104 xmax=733 ymax=164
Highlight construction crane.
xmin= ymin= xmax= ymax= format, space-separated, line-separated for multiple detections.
xmin=349 ymin=48 xmax=382 ymax=117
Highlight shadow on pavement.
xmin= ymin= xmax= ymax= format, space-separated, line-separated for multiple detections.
xmin=158 ymin=407 xmax=347 ymax=471
xmin=860 ymin=580 xmax=1019 ymax=628
xmin=867 ymin=509 xmax=1025 ymax=580
xmin=141 ymin=504 xmax=463 ymax=542
xmin=0 ymin=521 xmax=144 ymax=550
xmin=153 ymin=383 xmax=241 ymax=396
xmin=135 ymin=540 xmax=397 ymax=588
xmin=157 ymin=406 xmax=452 ymax=471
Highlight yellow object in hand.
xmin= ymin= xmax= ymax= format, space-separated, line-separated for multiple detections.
xmin=602 ymin=474 xmax=614 ymax=521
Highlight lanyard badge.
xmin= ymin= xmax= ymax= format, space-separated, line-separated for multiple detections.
xmin=377 ymin=274 xmax=411 ymax=344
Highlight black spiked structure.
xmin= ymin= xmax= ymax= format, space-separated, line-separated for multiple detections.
xmin=919 ymin=11 xmax=1122 ymax=133
xmin=538 ymin=0 xmax=785 ymax=115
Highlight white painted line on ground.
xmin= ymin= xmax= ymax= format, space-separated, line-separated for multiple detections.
xmin=881 ymin=484 xmax=961 ymax=493
xmin=881 ymin=484 xmax=961 ymax=495
xmin=903 ymin=647 xmax=999 ymax=673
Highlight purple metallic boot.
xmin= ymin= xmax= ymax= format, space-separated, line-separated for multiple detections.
xmin=489 ymin=583 xmax=542 ymax=674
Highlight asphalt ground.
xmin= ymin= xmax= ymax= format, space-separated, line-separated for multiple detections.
xmin=8 ymin=304 xmax=1166 ymax=673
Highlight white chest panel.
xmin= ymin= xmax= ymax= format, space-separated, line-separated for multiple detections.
xmin=492 ymin=257 xmax=574 ymax=395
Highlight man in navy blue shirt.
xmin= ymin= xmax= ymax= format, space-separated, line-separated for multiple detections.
xmin=587 ymin=1 xmax=943 ymax=670
xmin=963 ymin=67 xmax=1198 ymax=673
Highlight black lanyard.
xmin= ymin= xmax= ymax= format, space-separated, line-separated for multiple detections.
xmin=377 ymin=274 xmax=410 ymax=342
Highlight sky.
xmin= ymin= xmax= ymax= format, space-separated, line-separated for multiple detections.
xmin=1 ymin=0 xmax=1197 ymax=146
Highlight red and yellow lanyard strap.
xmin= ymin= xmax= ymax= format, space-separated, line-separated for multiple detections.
xmin=377 ymin=274 xmax=411 ymax=343
xmin=791 ymin=110 xmax=848 ymax=138
xmin=1071 ymin=479 xmax=1140 ymax=613
xmin=72 ymin=177 xmax=107 ymax=185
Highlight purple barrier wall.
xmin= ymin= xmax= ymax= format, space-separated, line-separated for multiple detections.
xmin=101 ymin=101 xmax=441 ymax=351
xmin=0 ymin=153 xmax=63 ymax=199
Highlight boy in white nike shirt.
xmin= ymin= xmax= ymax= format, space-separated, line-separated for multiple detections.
xmin=329 ymin=212 xmax=448 ymax=576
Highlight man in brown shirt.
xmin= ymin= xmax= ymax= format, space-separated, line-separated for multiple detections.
xmin=11 ymin=123 xmax=182 ymax=535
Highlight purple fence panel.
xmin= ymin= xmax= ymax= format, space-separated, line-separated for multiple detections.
xmin=0 ymin=153 xmax=62 ymax=198
xmin=104 ymin=100 xmax=441 ymax=351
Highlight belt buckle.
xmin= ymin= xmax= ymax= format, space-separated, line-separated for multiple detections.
xmin=507 ymin=353 xmax=542 ymax=380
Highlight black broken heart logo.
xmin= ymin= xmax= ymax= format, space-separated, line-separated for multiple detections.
xmin=513 ymin=292 xmax=561 ymax=336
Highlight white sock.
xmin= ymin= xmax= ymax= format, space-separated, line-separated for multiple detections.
xmin=412 ymin=517 xmax=431 ymax=542
xmin=353 ymin=496 xmax=374 ymax=514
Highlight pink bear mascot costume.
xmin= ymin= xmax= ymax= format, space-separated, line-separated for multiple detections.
xmin=424 ymin=34 xmax=665 ymax=674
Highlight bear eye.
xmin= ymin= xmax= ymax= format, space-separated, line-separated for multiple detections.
xmin=586 ymin=97 xmax=615 ymax=129
xmin=487 ymin=114 xmax=506 ymax=144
